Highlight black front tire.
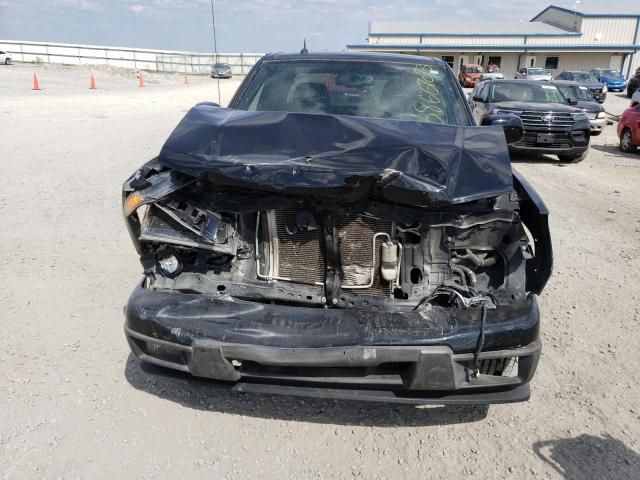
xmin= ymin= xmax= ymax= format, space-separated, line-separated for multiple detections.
xmin=619 ymin=129 xmax=637 ymax=153
xmin=4 ymin=58 xmax=10 ymax=65
xmin=558 ymin=150 xmax=589 ymax=163
xmin=591 ymin=131 xmax=602 ymax=137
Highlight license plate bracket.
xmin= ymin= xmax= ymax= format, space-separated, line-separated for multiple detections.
xmin=537 ymin=133 xmax=555 ymax=144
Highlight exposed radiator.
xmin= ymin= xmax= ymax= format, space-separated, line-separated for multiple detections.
xmin=273 ymin=209 xmax=326 ymax=285
xmin=267 ymin=210 xmax=392 ymax=296
xmin=338 ymin=215 xmax=392 ymax=296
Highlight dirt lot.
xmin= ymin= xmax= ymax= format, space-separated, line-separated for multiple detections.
xmin=1 ymin=62 xmax=639 ymax=479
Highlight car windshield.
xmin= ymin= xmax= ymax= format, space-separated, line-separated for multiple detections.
xmin=466 ymin=66 xmax=483 ymax=73
xmin=489 ymin=82 xmax=565 ymax=103
xmin=572 ymin=72 xmax=598 ymax=83
xmin=214 ymin=63 xmax=229 ymax=68
xmin=557 ymin=85 xmax=593 ymax=101
xmin=599 ymin=69 xmax=620 ymax=77
xmin=234 ymin=60 xmax=469 ymax=126
xmin=527 ymin=68 xmax=547 ymax=75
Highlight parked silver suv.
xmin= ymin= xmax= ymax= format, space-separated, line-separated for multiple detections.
xmin=515 ymin=68 xmax=552 ymax=81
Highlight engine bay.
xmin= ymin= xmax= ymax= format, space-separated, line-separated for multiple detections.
xmin=128 ymin=178 xmax=532 ymax=311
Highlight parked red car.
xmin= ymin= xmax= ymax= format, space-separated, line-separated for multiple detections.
xmin=458 ymin=64 xmax=484 ymax=87
xmin=618 ymin=104 xmax=640 ymax=153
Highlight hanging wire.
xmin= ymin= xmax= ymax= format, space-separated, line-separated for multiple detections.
xmin=210 ymin=0 xmax=221 ymax=104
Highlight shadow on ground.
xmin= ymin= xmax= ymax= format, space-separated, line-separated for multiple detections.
xmin=533 ymin=434 xmax=640 ymax=480
xmin=124 ymin=354 xmax=489 ymax=427
xmin=590 ymin=143 xmax=640 ymax=160
xmin=510 ymin=152 xmax=570 ymax=165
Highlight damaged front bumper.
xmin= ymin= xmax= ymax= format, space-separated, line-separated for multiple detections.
xmin=125 ymin=280 xmax=541 ymax=405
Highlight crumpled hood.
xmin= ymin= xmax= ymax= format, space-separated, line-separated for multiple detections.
xmin=157 ymin=103 xmax=513 ymax=207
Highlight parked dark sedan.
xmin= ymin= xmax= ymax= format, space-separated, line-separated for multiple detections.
xmin=122 ymin=52 xmax=552 ymax=405
xmin=555 ymin=71 xmax=606 ymax=103
xmin=469 ymin=79 xmax=590 ymax=162
xmin=627 ymin=72 xmax=640 ymax=98
xmin=550 ymin=80 xmax=606 ymax=136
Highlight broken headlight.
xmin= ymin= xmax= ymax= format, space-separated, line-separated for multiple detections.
xmin=140 ymin=200 xmax=238 ymax=256
xmin=157 ymin=253 xmax=182 ymax=277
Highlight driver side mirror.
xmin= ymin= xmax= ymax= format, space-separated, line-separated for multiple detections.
xmin=196 ymin=101 xmax=221 ymax=108
xmin=482 ymin=114 xmax=524 ymax=144
xmin=565 ymin=97 xmax=578 ymax=106
xmin=472 ymin=94 xmax=484 ymax=102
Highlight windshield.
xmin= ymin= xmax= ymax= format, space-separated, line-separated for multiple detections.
xmin=489 ymin=82 xmax=565 ymax=103
xmin=599 ymin=69 xmax=620 ymax=77
xmin=572 ymin=72 xmax=598 ymax=83
xmin=557 ymin=85 xmax=593 ymax=101
xmin=527 ymin=68 xmax=547 ymax=75
xmin=235 ymin=60 xmax=469 ymax=126
xmin=214 ymin=63 xmax=229 ymax=68
xmin=465 ymin=66 xmax=483 ymax=73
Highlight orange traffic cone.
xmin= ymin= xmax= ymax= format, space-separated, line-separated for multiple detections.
xmin=89 ymin=74 xmax=96 ymax=90
xmin=32 ymin=73 xmax=41 ymax=90
xmin=184 ymin=74 xmax=189 ymax=85
xmin=138 ymin=74 xmax=145 ymax=87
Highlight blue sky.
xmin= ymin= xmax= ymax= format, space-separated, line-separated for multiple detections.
xmin=1 ymin=0 xmax=580 ymax=52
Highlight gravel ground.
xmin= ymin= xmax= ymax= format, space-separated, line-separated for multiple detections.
xmin=1 ymin=62 xmax=639 ymax=479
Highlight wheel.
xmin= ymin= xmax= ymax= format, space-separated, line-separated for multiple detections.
xmin=558 ymin=150 xmax=588 ymax=163
xmin=619 ymin=129 xmax=637 ymax=153
xmin=628 ymin=88 xmax=634 ymax=98
xmin=591 ymin=131 xmax=602 ymax=137
xmin=4 ymin=58 xmax=10 ymax=65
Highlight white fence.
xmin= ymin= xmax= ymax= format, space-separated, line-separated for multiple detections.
xmin=0 ymin=40 xmax=264 ymax=75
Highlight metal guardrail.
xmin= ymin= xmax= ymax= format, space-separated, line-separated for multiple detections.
xmin=155 ymin=53 xmax=262 ymax=75
xmin=0 ymin=40 xmax=264 ymax=75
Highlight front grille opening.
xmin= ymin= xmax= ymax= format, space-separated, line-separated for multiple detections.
xmin=520 ymin=111 xmax=574 ymax=128
xmin=518 ymin=132 xmax=571 ymax=149
xmin=134 ymin=338 xmax=188 ymax=366
xmin=238 ymin=361 xmax=410 ymax=385
xmin=478 ymin=357 xmax=518 ymax=377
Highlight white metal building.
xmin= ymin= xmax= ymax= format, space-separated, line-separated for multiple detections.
xmin=347 ymin=5 xmax=640 ymax=79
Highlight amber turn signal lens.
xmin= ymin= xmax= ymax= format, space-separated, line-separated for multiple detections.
xmin=123 ymin=191 xmax=145 ymax=217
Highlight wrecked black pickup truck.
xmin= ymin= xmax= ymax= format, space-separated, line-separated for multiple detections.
xmin=122 ymin=52 xmax=552 ymax=405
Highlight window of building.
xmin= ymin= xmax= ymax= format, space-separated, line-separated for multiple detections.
xmin=441 ymin=56 xmax=454 ymax=69
xmin=545 ymin=56 xmax=559 ymax=70
xmin=488 ymin=56 xmax=502 ymax=67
